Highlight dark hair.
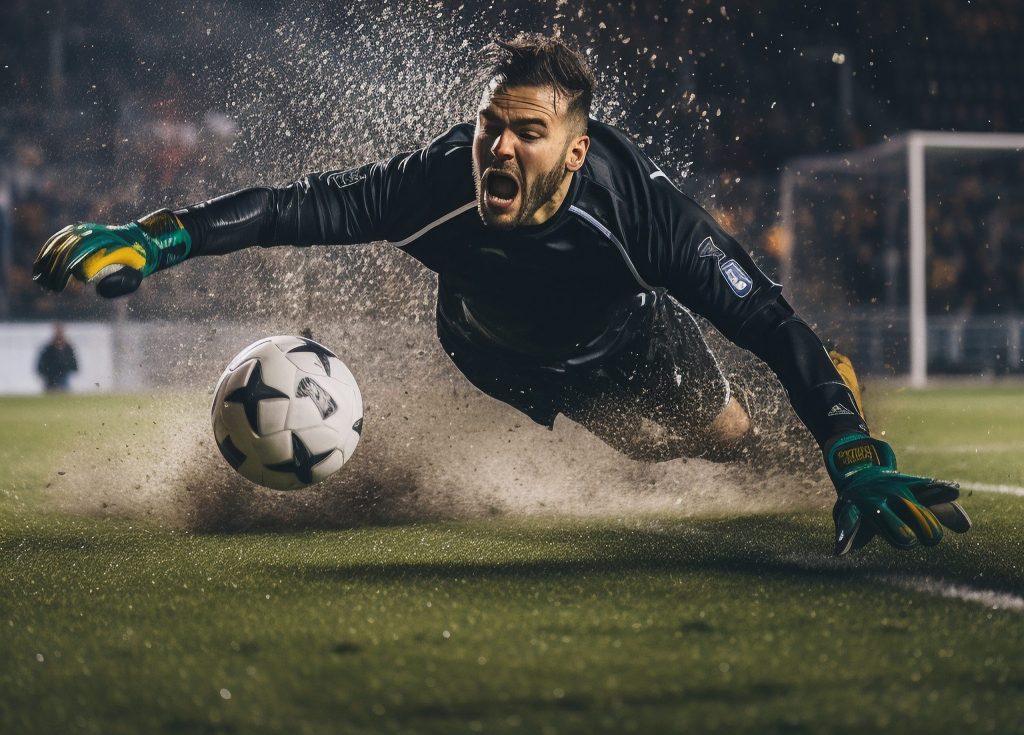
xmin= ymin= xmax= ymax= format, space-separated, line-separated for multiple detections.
xmin=477 ymin=33 xmax=595 ymax=131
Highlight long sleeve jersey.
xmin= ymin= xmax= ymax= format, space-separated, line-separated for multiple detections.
xmin=176 ymin=119 xmax=867 ymax=446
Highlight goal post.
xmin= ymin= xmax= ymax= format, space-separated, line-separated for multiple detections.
xmin=780 ymin=131 xmax=1024 ymax=387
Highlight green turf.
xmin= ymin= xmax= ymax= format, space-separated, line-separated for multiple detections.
xmin=869 ymin=384 xmax=1024 ymax=486
xmin=1 ymin=389 xmax=1023 ymax=734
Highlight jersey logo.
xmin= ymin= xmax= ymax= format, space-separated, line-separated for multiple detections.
xmin=326 ymin=168 xmax=367 ymax=188
xmin=698 ymin=236 xmax=752 ymax=298
xmin=720 ymin=259 xmax=752 ymax=297
xmin=698 ymin=236 xmax=727 ymax=261
xmin=828 ymin=403 xmax=855 ymax=417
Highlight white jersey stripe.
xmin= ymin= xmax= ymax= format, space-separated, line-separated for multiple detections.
xmin=392 ymin=201 xmax=476 ymax=249
xmin=569 ymin=204 xmax=731 ymax=408
xmin=568 ymin=205 xmax=654 ymax=291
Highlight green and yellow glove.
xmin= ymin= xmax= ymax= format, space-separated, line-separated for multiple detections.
xmin=33 ymin=209 xmax=191 ymax=298
xmin=825 ymin=433 xmax=971 ymax=556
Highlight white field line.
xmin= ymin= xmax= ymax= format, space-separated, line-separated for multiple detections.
xmin=902 ymin=443 xmax=1023 ymax=454
xmin=774 ymin=479 xmax=1024 ymax=612
xmin=958 ymin=481 xmax=1024 ymax=498
xmin=781 ymin=555 xmax=1024 ymax=612
xmin=874 ymin=574 xmax=1024 ymax=612
xmin=883 ymin=480 xmax=1024 ymax=610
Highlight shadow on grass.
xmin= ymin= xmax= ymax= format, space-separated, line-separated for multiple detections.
xmin=260 ymin=515 xmax=1024 ymax=598
xmin=4 ymin=510 xmax=1018 ymax=604
xmin=408 ymin=681 xmax=793 ymax=721
xmin=182 ymin=464 xmax=446 ymax=534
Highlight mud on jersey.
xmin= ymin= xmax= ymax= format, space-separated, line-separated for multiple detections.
xmin=177 ymin=120 xmax=866 ymax=445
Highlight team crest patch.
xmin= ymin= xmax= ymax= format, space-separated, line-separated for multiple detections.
xmin=720 ymin=259 xmax=752 ymax=297
xmin=698 ymin=236 xmax=726 ymax=260
xmin=698 ymin=236 xmax=752 ymax=298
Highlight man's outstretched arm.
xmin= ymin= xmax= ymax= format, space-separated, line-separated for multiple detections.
xmin=175 ymin=162 xmax=425 ymax=257
xmin=733 ymin=298 xmax=971 ymax=555
xmin=33 ymin=142 xmax=444 ymax=297
xmin=646 ymin=181 xmax=970 ymax=555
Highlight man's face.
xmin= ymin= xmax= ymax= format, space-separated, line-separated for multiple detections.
xmin=472 ymin=82 xmax=588 ymax=230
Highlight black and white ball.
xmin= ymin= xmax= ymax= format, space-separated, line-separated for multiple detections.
xmin=211 ymin=336 xmax=363 ymax=490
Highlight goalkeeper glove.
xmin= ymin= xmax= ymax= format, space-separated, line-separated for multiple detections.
xmin=825 ymin=433 xmax=971 ymax=556
xmin=33 ymin=209 xmax=191 ymax=298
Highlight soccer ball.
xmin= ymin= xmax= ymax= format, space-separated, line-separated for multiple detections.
xmin=211 ymin=335 xmax=363 ymax=490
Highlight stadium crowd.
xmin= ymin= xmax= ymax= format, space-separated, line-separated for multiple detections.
xmin=790 ymin=160 xmax=1024 ymax=316
xmin=2 ymin=0 xmax=1021 ymax=320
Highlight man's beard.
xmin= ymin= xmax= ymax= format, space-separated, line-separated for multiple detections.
xmin=474 ymin=153 xmax=569 ymax=230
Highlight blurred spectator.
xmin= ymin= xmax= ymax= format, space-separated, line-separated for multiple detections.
xmin=36 ymin=323 xmax=78 ymax=392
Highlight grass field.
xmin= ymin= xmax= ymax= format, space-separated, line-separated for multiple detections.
xmin=2 ymin=387 xmax=1023 ymax=734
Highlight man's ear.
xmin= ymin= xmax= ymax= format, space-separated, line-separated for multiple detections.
xmin=565 ymin=134 xmax=590 ymax=172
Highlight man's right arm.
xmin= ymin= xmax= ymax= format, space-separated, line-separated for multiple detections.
xmin=32 ymin=159 xmax=416 ymax=296
xmin=33 ymin=123 xmax=474 ymax=296
xmin=177 ymin=157 xmax=428 ymax=256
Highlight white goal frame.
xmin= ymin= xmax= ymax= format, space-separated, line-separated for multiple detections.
xmin=780 ymin=131 xmax=1024 ymax=387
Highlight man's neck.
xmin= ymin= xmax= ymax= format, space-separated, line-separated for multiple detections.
xmin=530 ymin=171 xmax=576 ymax=226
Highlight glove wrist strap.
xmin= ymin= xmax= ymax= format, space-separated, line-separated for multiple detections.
xmin=133 ymin=209 xmax=192 ymax=275
xmin=824 ymin=433 xmax=897 ymax=487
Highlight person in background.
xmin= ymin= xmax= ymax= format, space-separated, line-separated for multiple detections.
xmin=36 ymin=323 xmax=78 ymax=393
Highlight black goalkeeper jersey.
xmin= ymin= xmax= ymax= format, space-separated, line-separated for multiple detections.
xmin=177 ymin=119 xmax=866 ymax=445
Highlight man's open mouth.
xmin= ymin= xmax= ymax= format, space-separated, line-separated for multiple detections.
xmin=484 ymin=171 xmax=520 ymax=212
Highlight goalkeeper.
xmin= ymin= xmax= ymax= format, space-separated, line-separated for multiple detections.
xmin=33 ymin=34 xmax=970 ymax=555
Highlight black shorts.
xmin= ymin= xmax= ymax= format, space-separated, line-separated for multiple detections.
xmin=440 ymin=291 xmax=730 ymax=453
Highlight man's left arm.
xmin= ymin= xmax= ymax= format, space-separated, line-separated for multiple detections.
xmin=732 ymin=296 xmax=971 ymax=555
xmin=647 ymin=185 xmax=970 ymax=555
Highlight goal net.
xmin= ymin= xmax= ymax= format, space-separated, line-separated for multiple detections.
xmin=779 ymin=132 xmax=1024 ymax=386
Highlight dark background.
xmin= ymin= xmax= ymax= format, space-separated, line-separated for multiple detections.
xmin=2 ymin=0 xmax=1022 ymax=325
